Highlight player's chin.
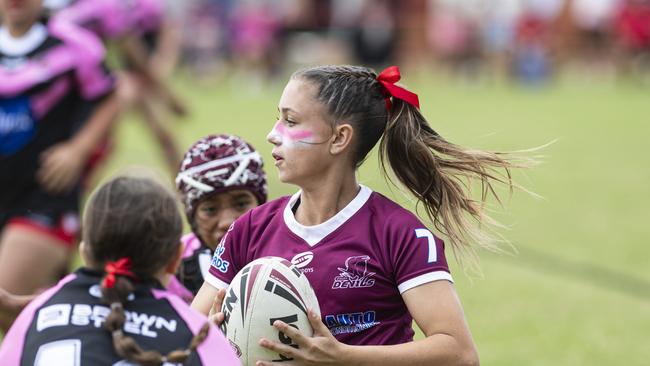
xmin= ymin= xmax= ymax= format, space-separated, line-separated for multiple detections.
xmin=276 ymin=168 xmax=292 ymax=183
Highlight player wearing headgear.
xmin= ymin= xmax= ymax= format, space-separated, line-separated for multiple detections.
xmin=54 ymin=0 xmax=186 ymax=174
xmin=193 ymin=65 xmax=530 ymax=365
xmin=0 ymin=176 xmax=240 ymax=365
xmin=0 ymin=0 xmax=118 ymax=330
xmin=171 ymin=134 xmax=268 ymax=302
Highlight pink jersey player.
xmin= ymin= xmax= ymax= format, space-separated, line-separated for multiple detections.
xmin=193 ymin=65 xmax=526 ymax=366
xmin=55 ymin=0 xmax=163 ymax=39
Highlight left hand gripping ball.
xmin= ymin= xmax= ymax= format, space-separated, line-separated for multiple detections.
xmin=220 ymin=256 xmax=321 ymax=365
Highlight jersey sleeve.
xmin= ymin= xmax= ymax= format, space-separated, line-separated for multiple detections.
xmin=204 ymin=212 xmax=251 ymax=290
xmin=48 ymin=19 xmax=115 ymax=101
xmin=384 ymin=211 xmax=453 ymax=294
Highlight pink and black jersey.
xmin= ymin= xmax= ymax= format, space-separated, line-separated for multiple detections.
xmin=206 ymin=185 xmax=453 ymax=346
xmin=168 ymin=233 xmax=213 ymax=303
xmin=55 ymin=0 xmax=164 ymax=40
xmin=0 ymin=20 xmax=113 ymax=210
xmin=0 ymin=268 xmax=240 ymax=365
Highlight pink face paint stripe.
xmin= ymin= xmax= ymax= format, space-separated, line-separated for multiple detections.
xmin=275 ymin=121 xmax=314 ymax=141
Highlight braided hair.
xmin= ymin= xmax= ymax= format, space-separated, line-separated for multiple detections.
xmin=83 ymin=176 xmax=209 ymax=365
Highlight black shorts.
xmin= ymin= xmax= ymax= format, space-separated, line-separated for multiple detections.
xmin=0 ymin=185 xmax=81 ymax=247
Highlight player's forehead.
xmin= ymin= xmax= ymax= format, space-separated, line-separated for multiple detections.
xmin=278 ymin=78 xmax=326 ymax=120
xmin=197 ymin=189 xmax=257 ymax=207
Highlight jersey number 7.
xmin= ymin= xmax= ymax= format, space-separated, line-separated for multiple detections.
xmin=415 ymin=229 xmax=437 ymax=263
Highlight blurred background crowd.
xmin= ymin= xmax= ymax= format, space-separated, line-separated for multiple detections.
xmin=140 ymin=0 xmax=650 ymax=86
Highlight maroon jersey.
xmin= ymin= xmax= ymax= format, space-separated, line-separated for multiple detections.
xmin=206 ymin=185 xmax=452 ymax=345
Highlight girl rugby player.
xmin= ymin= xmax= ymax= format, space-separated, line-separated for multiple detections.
xmin=0 ymin=176 xmax=239 ymax=365
xmin=194 ymin=65 xmax=526 ymax=365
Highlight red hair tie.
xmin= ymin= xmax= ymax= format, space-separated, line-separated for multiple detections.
xmin=102 ymin=258 xmax=136 ymax=289
xmin=376 ymin=66 xmax=420 ymax=111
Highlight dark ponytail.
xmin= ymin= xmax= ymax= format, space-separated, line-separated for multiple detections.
xmin=379 ymin=98 xmax=529 ymax=259
xmin=84 ymin=176 xmax=210 ymax=364
xmin=294 ymin=65 xmax=530 ymax=260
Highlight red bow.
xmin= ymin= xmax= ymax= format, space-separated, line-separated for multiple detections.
xmin=376 ymin=66 xmax=420 ymax=111
xmin=102 ymin=258 xmax=136 ymax=289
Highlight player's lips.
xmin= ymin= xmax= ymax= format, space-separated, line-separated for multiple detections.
xmin=272 ymin=152 xmax=284 ymax=166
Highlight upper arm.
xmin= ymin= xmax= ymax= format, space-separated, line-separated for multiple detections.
xmin=384 ymin=212 xmax=452 ymax=294
xmin=402 ymin=281 xmax=477 ymax=352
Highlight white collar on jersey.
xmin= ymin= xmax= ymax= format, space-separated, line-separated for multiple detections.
xmin=0 ymin=23 xmax=48 ymax=57
xmin=283 ymin=184 xmax=373 ymax=247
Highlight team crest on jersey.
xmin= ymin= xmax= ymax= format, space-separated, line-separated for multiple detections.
xmin=332 ymin=255 xmax=375 ymax=289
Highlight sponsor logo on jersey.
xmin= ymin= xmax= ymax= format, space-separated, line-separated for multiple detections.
xmin=291 ymin=251 xmax=314 ymax=273
xmin=0 ymin=96 xmax=36 ymax=155
xmin=88 ymin=284 xmax=134 ymax=301
xmin=211 ymin=244 xmax=230 ymax=273
xmin=324 ymin=310 xmax=379 ymax=336
xmin=332 ymin=255 xmax=375 ymax=289
xmin=36 ymin=303 xmax=177 ymax=337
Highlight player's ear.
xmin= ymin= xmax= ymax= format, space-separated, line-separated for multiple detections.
xmin=330 ymin=123 xmax=354 ymax=156
xmin=165 ymin=242 xmax=184 ymax=275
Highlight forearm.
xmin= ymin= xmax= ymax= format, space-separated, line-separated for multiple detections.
xmin=191 ymin=282 xmax=220 ymax=315
xmin=149 ymin=21 xmax=181 ymax=77
xmin=69 ymin=94 xmax=119 ymax=156
xmin=342 ymin=333 xmax=478 ymax=366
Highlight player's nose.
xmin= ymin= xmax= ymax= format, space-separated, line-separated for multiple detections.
xmin=267 ymin=126 xmax=281 ymax=146
xmin=217 ymin=208 xmax=237 ymax=231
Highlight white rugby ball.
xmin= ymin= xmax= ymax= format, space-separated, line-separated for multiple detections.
xmin=220 ymin=256 xmax=321 ymax=365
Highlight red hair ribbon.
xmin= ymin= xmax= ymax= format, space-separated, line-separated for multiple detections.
xmin=376 ymin=66 xmax=420 ymax=111
xmin=102 ymin=258 xmax=136 ymax=289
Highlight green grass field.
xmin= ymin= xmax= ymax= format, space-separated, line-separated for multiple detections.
xmin=96 ymin=72 xmax=650 ymax=365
